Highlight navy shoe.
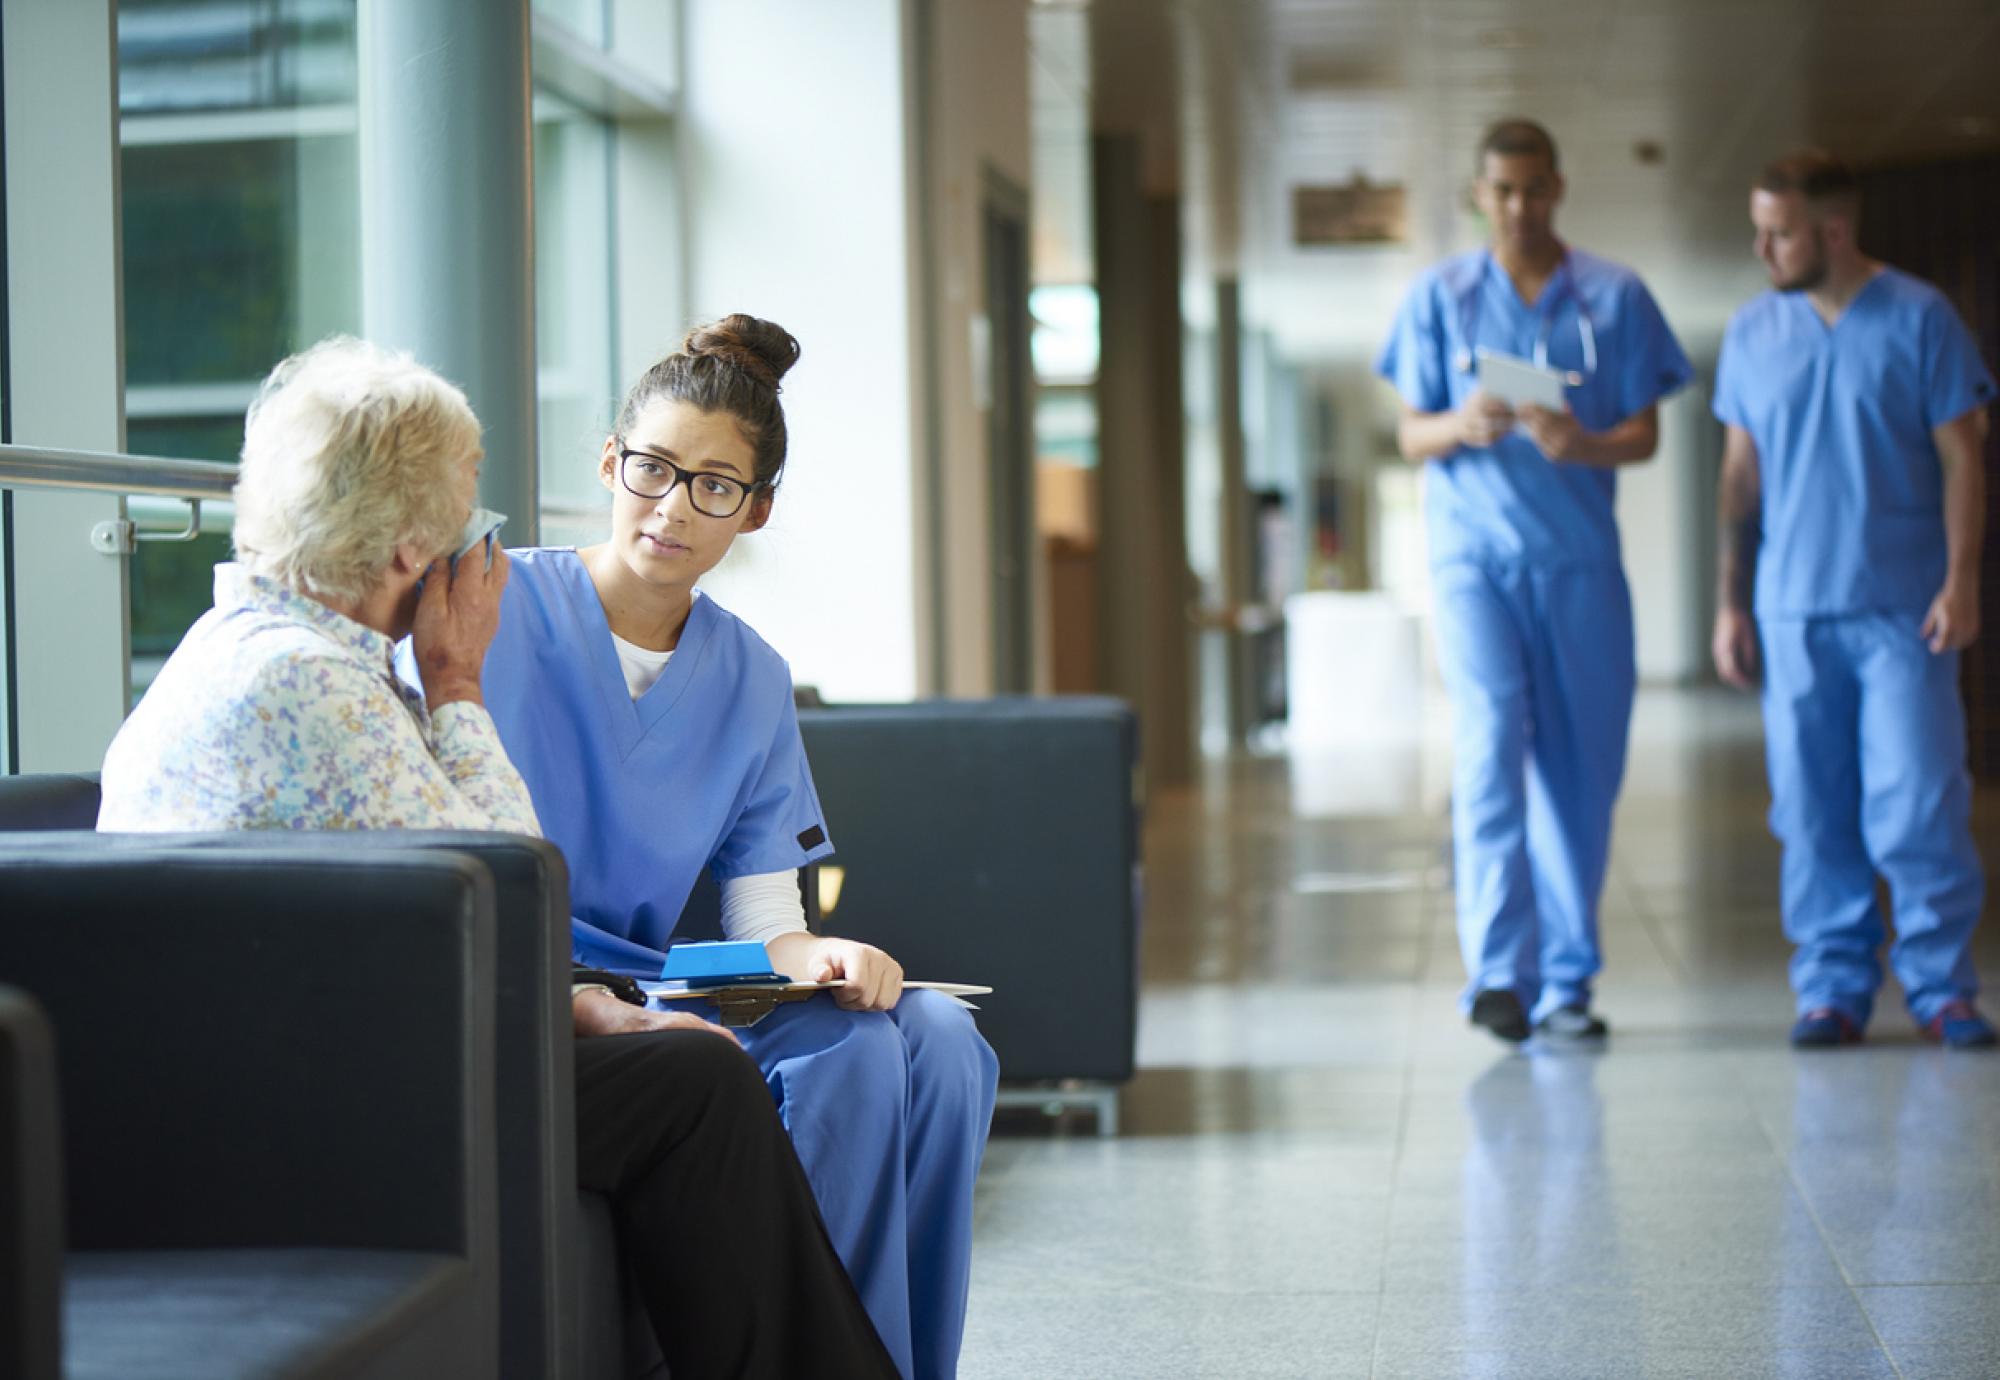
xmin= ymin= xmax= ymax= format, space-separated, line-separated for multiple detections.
xmin=1535 ymin=1005 xmax=1609 ymax=1042
xmin=1923 ymin=1000 xmax=1998 ymax=1049
xmin=1470 ymin=988 xmax=1531 ymax=1044
xmin=1790 ymin=1007 xmax=1863 ymax=1048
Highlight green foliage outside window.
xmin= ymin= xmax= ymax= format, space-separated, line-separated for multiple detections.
xmin=126 ymin=417 xmax=243 ymax=663
xmin=123 ymin=143 xmax=297 ymax=386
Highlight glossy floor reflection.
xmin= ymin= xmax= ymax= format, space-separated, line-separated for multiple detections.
xmin=961 ymin=688 xmax=2000 ymax=1380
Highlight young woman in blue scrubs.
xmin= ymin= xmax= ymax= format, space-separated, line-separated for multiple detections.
xmin=478 ymin=315 xmax=1001 ymax=1378
xmin=1375 ymin=119 xmax=1693 ymax=1044
xmin=1713 ymin=151 xmax=1998 ymax=1049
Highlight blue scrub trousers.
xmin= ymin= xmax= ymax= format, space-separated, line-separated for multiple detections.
xmin=723 ymin=989 xmax=999 ymax=1380
xmin=1759 ymin=614 xmax=1984 ymax=1026
xmin=1432 ymin=559 xmax=1636 ymax=1022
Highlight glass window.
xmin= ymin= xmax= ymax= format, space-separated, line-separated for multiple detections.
xmin=117 ymin=0 xmax=360 ymax=696
xmin=112 ymin=0 xmax=664 ymax=674
xmin=2 ymin=221 xmax=10 ymax=766
xmin=123 ymin=137 xmax=358 ymax=387
xmin=2 ymin=493 xmax=12 ymax=775
xmin=118 ymin=0 xmax=357 ymax=114
xmin=534 ymin=92 xmax=616 ymax=545
xmin=533 ymin=0 xmax=608 ymax=49
xmin=124 ymin=418 xmax=240 ymax=683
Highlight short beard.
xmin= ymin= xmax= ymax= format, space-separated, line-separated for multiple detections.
xmin=1773 ymin=228 xmax=1829 ymax=292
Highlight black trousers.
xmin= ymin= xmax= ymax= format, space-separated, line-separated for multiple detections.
xmin=573 ymin=1029 xmax=900 ymax=1380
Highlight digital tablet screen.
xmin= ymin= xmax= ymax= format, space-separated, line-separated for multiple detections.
xmin=1475 ymin=349 xmax=1569 ymax=411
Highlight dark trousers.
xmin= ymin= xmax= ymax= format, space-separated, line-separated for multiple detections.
xmin=574 ymin=1029 xmax=900 ymax=1380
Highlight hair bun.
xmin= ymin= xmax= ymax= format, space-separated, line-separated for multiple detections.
xmin=682 ymin=314 xmax=801 ymax=391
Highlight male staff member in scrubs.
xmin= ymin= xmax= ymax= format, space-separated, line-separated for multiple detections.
xmin=1377 ymin=119 xmax=1693 ymax=1043
xmin=1713 ymin=150 xmax=1998 ymax=1049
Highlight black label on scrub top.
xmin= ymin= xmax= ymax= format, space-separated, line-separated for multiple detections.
xmin=797 ymin=824 xmax=827 ymax=850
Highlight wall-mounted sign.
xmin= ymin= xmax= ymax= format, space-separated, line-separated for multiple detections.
xmin=1293 ymin=177 xmax=1407 ymax=246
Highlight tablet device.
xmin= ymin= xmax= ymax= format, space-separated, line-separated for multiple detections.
xmin=1474 ymin=348 xmax=1570 ymax=411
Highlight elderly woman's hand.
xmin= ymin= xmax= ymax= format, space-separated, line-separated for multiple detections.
xmin=573 ymin=989 xmax=741 ymax=1045
xmin=412 ymin=544 xmax=510 ymax=708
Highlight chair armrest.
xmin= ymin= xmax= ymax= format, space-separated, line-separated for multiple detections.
xmin=0 ymin=986 xmax=62 ymax=1380
xmin=0 ymin=772 xmax=100 ymax=832
xmin=0 ymin=840 xmax=496 ymax=1267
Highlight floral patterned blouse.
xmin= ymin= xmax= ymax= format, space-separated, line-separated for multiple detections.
xmin=98 ymin=563 xmax=542 ymax=836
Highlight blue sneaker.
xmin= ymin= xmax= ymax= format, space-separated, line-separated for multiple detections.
xmin=1923 ymin=1001 xmax=1998 ymax=1049
xmin=1790 ymin=1007 xmax=1863 ymax=1048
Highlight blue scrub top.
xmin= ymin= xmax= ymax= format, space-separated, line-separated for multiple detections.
xmin=1375 ymin=247 xmax=1693 ymax=568
xmin=475 ymin=547 xmax=836 ymax=975
xmin=1713 ymin=266 xmax=1997 ymax=621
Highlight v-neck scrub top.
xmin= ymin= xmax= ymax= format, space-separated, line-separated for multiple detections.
xmin=478 ymin=547 xmax=834 ymax=974
xmin=1375 ymin=247 xmax=1694 ymax=568
xmin=476 ymin=548 xmax=1001 ymax=1380
xmin=1713 ymin=267 xmax=1998 ymax=620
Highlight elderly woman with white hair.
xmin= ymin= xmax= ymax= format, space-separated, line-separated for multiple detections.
xmin=100 ymin=336 xmax=526 ymax=832
xmin=96 ymin=338 xmax=900 ymax=1380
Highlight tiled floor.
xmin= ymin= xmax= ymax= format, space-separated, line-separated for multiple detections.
xmin=961 ymin=688 xmax=2000 ymax=1379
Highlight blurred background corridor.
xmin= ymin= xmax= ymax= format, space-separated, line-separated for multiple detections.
xmin=6 ymin=2 xmax=2000 ymax=1377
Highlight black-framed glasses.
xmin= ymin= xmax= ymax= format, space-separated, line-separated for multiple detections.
xmin=616 ymin=443 xmax=768 ymax=519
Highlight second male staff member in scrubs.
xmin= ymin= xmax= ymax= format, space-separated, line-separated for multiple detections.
xmin=1713 ymin=150 xmax=1998 ymax=1049
xmin=1377 ymin=119 xmax=1692 ymax=1044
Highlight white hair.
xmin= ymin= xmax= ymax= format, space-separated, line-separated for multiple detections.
xmin=231 ymin=338 xmax=481 ymax=603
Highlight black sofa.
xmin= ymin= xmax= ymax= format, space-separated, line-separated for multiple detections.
xmin=797 ymin=696 xmax=1141 ymax=1089
xmin=0 ymin=776 xmax=654 ymax=1380
xmin=0 ymin=844 xmax=499 ymax=1380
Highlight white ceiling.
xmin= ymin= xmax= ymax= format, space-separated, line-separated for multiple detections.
xmin=1032 ymin=0 xmax=2000 ymax=362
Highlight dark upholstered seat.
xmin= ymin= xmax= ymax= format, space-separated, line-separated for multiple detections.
xmin=0 ymin=839 xmax=499 ymax=1380
xmin=62 ymin=1250 xmax=467 ymax=1380
xmin=0 ymin=775 xmax=660 ymax=1380
xmin=798 ymin=696 xmax=1141 ymax=1084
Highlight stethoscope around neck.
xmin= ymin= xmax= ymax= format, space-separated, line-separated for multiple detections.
xmin=1451 ymin=253 xmax=1599 ymax=386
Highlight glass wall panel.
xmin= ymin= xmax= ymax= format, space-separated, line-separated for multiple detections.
xmin=119 ymin=0 xmax=357 ymax=113
xmin=534 ymin=93 xmax=615 ymax=542
xmin=2 ymin=497 xmax=11 ymax=777
xmin=534 ymin=0 xmax=608 ymax=49
xmin=124 ymin=137 xmax=359 ymax=386
xmin=117 ymin=0 xmax=360 ymax=695
xmin=125 ymin=418 xmax=240 ymax=681
xmin=2 ymin=141 xmax=9 ymax=766
xmin=111 ymin=1 xmax=655 ymax=681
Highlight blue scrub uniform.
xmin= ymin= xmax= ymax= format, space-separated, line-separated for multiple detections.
xmin=1714 ymin=267 xmax=1998 ymax=1027
xmin=1377 ymin=248 xmax=1693 ymax=1021
xmin=479 ymin=548 xmax=999 ymax=1380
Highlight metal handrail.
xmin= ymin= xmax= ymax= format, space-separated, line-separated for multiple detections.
xmin=0 ymin=442 xmax=237 ymax=501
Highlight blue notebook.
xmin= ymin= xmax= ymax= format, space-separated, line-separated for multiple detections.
xmin=657 ymin=939 xmax=791 ymax=988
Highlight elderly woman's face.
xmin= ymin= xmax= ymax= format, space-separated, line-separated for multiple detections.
xmin=451 ymin=448 xmax=484 ymax=551
xmin=385 ymin=445 xmax=485 ymax=640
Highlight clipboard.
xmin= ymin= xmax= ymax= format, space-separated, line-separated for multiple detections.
xmin=1474 ymin=348 xmax=1572 ymax=410
xmin=639 ymin=978 xmax=994 ymax=1027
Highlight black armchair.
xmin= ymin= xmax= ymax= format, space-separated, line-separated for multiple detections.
xmin=0 ymin=843 xmax=499 ymax=1380
xmin=0 ymin=775 xmax=659 ymax=1380
xmin=797 ymin=696 xmax=1141 ymax=1115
